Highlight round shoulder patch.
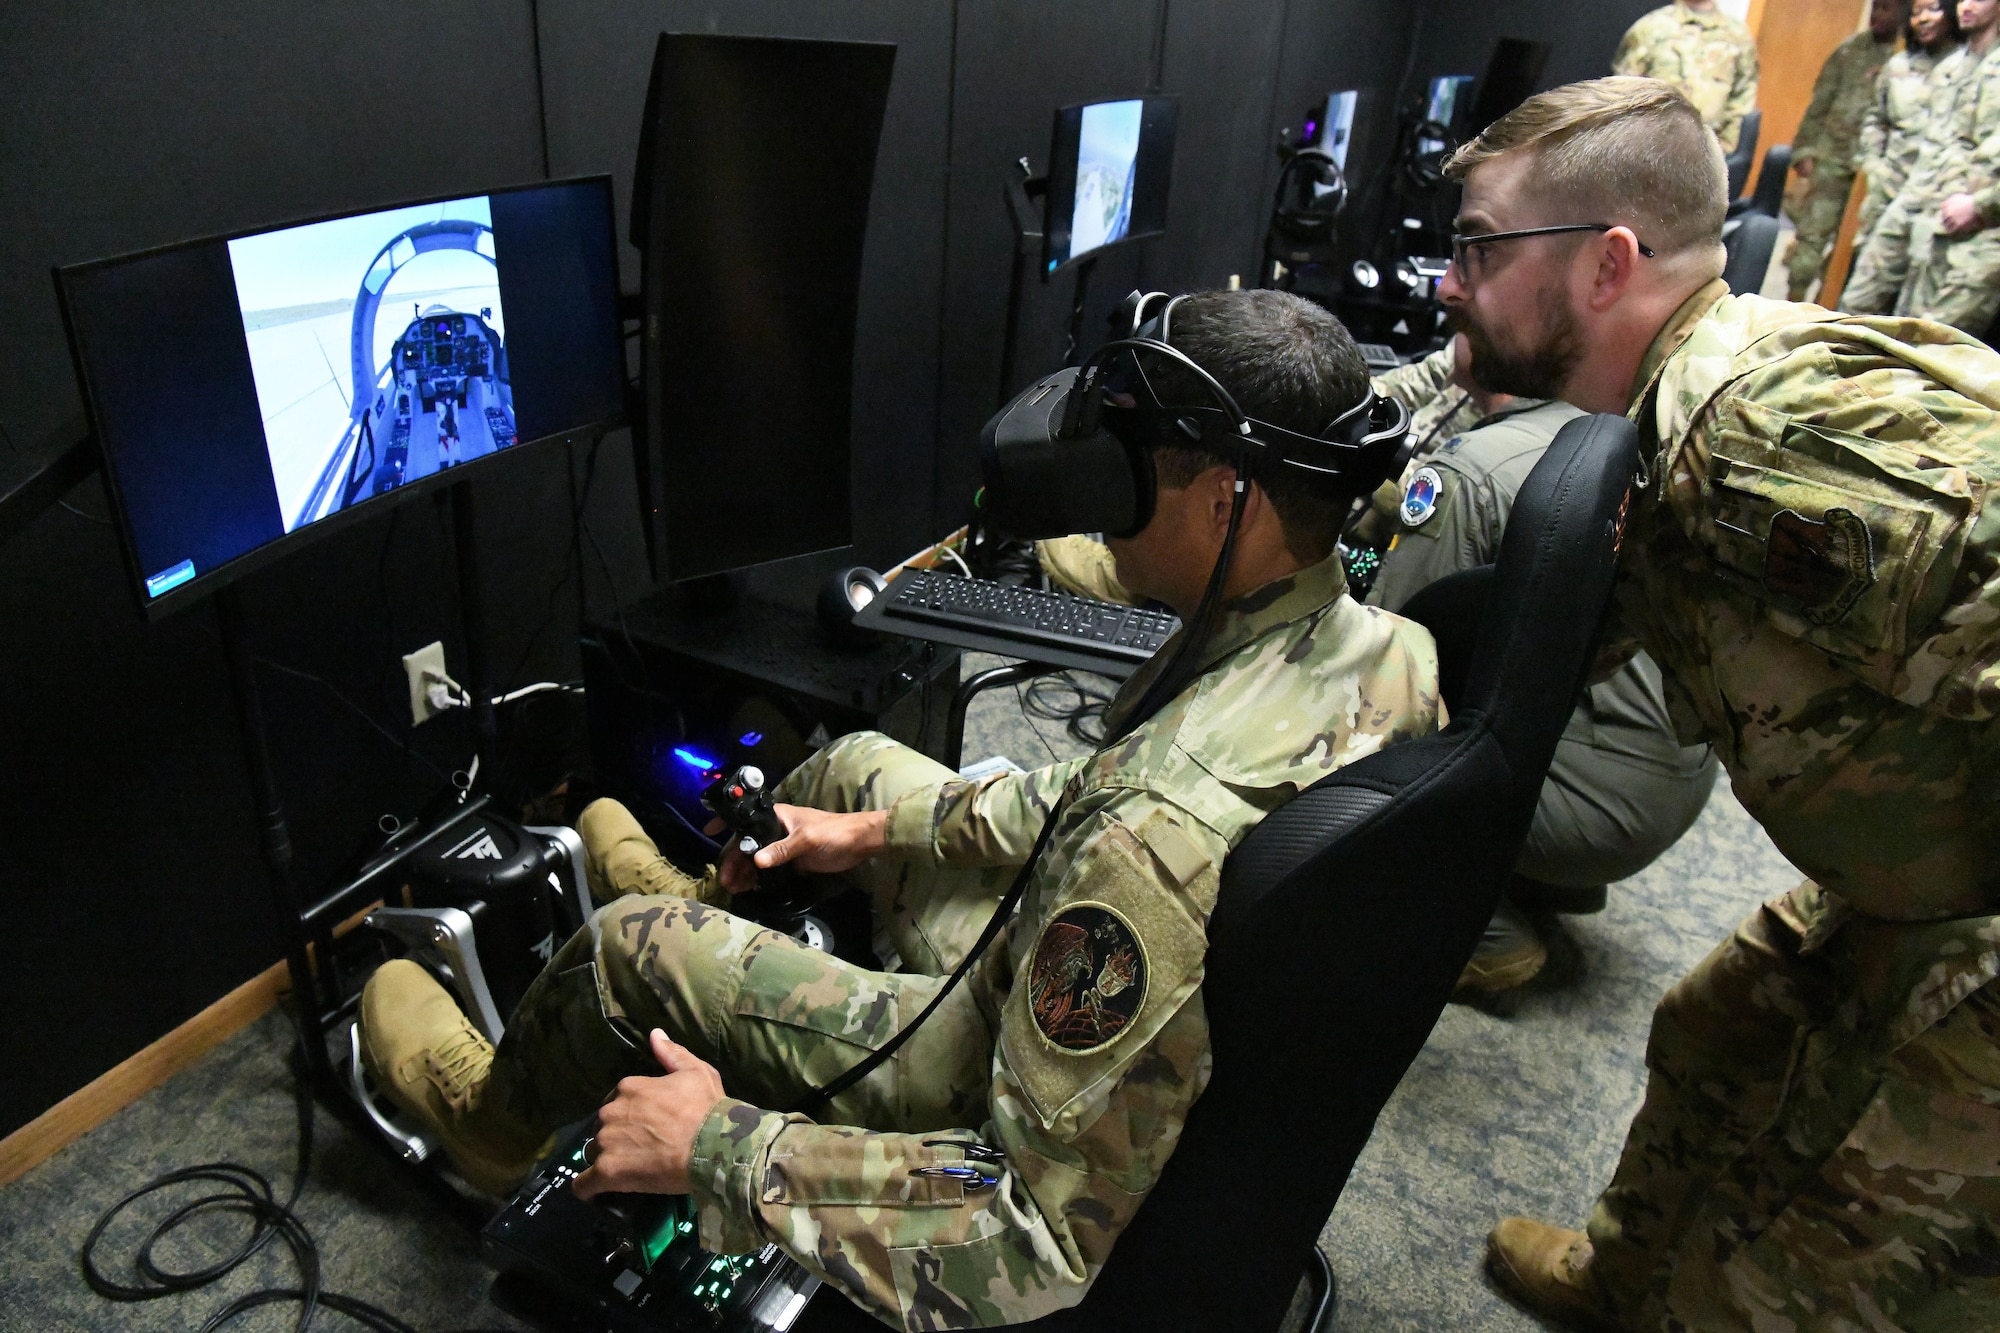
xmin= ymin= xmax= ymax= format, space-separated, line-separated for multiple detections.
xmin=1401 ymin=465 xmax=1444 ymax=527
xmin=1027 ymin=904 xmax=1147 ymax=1053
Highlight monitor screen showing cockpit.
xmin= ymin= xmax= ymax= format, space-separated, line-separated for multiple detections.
xmin=225 ymin=195 xmax=513 ymax=532
xmin=58 ymin=178 xmax=623 ymax=617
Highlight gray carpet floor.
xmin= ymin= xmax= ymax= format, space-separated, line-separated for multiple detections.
xmin=0 ymin=655 xmax=1796 ymax=1330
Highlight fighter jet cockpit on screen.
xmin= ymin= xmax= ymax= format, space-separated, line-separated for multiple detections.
xmin=225 ymin=196 xmax=516 ymax=531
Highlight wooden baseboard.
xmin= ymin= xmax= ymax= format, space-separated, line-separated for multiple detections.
xmin=0 ymin=959 xmax=290 ymax=1188
xmin=0 ymin=900 xmax=385 ymax=1189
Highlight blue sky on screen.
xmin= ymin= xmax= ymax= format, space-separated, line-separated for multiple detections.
xmin=225 ymin=195 xmax=493 ymax=313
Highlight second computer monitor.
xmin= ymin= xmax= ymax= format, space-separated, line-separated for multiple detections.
xmin=1043 ymin=96 xmax=1177 ymax=274
xmin=1302 ymin=90 xmax=1361 ymax=171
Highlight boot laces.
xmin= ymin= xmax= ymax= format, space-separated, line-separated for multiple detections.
xmin=424 ymin=1018 xmax=493 ymax=1114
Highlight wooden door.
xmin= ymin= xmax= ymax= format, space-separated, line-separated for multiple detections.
xmin=1747 ymin=0 xmax=1868 ymax=151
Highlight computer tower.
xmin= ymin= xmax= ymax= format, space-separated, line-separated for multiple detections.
xmin=582 ymin=585 xmax=958 ymax=866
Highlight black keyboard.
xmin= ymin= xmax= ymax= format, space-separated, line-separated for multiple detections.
xmin=1359 ymin=342 xmax=1402 ymax=373
xmin=878 ymin=569 xmax=1179 ymax=666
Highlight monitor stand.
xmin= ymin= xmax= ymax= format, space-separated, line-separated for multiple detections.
xmin=213 ymin=474 xmax=510 ymax=1083
xmin=995 ymin=158 xmax=1099 ymax=388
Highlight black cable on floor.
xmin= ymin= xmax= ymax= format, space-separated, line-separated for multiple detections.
xmin=1021 ymin=671 xmax=1114 ymax=747
xmin=78 ymin=1010 xmax=511 ymax=1332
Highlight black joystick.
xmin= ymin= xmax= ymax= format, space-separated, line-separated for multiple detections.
xmin=700 ymin=766 xmax=822 ymax=922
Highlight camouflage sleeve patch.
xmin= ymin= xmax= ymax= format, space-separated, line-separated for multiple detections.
xmin=999 ymin=818 xmax=1208 ymax=1135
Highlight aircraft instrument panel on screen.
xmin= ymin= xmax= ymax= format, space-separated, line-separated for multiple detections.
xmin=226 ymin=196 xmax=515 ymax=533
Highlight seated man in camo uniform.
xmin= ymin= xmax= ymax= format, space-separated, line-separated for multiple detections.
xmin=357 ymin=289 xmax=1445 ymax=1330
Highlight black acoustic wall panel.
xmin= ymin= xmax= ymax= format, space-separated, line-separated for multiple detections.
xmin=1416 ymin=0 xmax=1661 ymax=103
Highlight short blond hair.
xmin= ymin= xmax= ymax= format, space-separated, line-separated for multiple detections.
xmin=1445 ymin=77 xmax=1727 ymax=258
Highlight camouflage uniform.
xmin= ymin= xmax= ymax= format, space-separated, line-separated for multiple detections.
xmin=1612 ymin=2 xmax=1762 ymax=153
xmin=1368 ymin=398 xmax=1719 ymax=889
xmin=1581 ymin=280 xmax=2000 ymax=1329
xmin=1034 ymin=534 xmax=1135 ymax=604
xmin=489 ymin=553 xmax=1446 ymax=1330
xmin=1842 ymin=44 xmax=1981 ymax=313
xmin=1903 ymin=42 xmax=2000 ymax=333
xmin=1784 ymin=30 xmax=1897 ymax=301
xmin=1374 ymin=343 xmax=1480 ymax=452
xmin=1855 ymin=44 xmax=1948 ymax=245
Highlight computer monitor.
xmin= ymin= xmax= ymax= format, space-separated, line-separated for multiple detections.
xmin=1043 ymin=96 xmax=1177 ymax=274
xmin=631 ymin=33 xmax=895 ymax=583
xmin=57 ymin=177 xmax=625 ymax=618
xmin=1300 ymin=90 xmax=1362 ymax=171
xmin=1416 ymin=75 xmax=1477 ymax=158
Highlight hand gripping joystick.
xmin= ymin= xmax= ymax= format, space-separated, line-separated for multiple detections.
xmin=700 ymin=766 xmax=823 ymax=923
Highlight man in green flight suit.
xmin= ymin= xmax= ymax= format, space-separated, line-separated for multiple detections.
xmin=357 ymin=289 xmax=1447 ymax=1330
xmin=1612 ymin=0 xmax=1761 ymax=152
xmin=1439 ymin=76 xmax=2000 ymax=1330
xmin=1783 ymin=0 xmax=1905 ymax=301
xmin=1369 ymin=372 xmax=1718 ymax=994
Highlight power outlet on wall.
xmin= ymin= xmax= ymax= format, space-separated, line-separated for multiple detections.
xmin=402 ymin=641 xmax=450 ymax=725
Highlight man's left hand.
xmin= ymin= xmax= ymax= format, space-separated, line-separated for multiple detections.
xmin=572 ymin=1030 xmax=726 ymax=1198
xmin=1942 ymin=193 xmax=1982 ymax=235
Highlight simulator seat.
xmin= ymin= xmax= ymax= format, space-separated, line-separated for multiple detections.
xmin=795 ymin=413 xmax=1643 ymax=1332
xmin=1727 ymin=142 xmax=1792 ymax=222
xmin=1723 ymin=212 xmax=1782 ymax=296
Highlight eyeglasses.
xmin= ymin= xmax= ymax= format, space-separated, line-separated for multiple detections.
xmin=1449 ymin=224 xmax=1656 ymax=280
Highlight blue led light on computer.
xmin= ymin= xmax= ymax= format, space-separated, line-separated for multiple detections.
xmin=739 ymin=731 xmax=763 ymax=747
xmin=673 ymin=746 xmax=719 ymax=772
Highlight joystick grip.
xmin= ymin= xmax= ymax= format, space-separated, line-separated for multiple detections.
xmin=700 ymin=765 xmax=788 ymax=853
xmin=700 ymin=766 xmax=821 ymax=922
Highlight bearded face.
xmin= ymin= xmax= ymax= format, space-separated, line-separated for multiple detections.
xmin=1450 ymin=272 xmax=1585 ymax=401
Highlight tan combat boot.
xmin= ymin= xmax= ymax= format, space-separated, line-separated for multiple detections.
xmin=1485 ymin=1217 xmax=1619 ymax=1331
xmin=359 ymin=959 xmax=550 ymax=1196
xmin=576 ymin=798 xmax=714 ymax=903
xmin=1455 ymin=897 xmax=1547 ymax=995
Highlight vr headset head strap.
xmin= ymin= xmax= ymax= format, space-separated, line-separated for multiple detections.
xmin=1059 ymin=335 xmax=1255 ymax=449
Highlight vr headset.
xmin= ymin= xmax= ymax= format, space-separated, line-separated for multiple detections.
xmin=977 ymin=290 xmax=1413 ymax=541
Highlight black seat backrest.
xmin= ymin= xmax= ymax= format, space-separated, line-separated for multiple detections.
xmin=1725 ymin=108 xmax=1761 ymax=199
xmin=999 ymin=414 xmax=1639 ymax=1332
xmin=1722 ymin=213 xmax=1780 ymax=296
xmin=1749 ymin=143 xmax=1792 ymax=218
xmin=1400 ymin=563 xmax=1492 ymax=713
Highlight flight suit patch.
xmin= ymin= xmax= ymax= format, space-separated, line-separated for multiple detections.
xmin=1027 ymin=905 xmax=1147 ymax=1053
xmin=1763 ymin=507 xmax=1875 ymax=626
xmin=1401 ymin=466 xmax=1443 ymax=527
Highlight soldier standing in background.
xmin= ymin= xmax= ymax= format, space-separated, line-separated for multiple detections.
xmin=1783 ymin=0 xmax=1905 ymax=301
xmin=1613 ymin=0 xmax=1761 ymax=151
xmin=1842 ymin=0 xmax=1984 ymax=311
xmin=1901 ymin=0 xmax=2000 ymax=330
xmin=1855 ymin=0 xmax=1964 ymax=247
xmin=1440 ymin=77 xmax=2000 ymax=1330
